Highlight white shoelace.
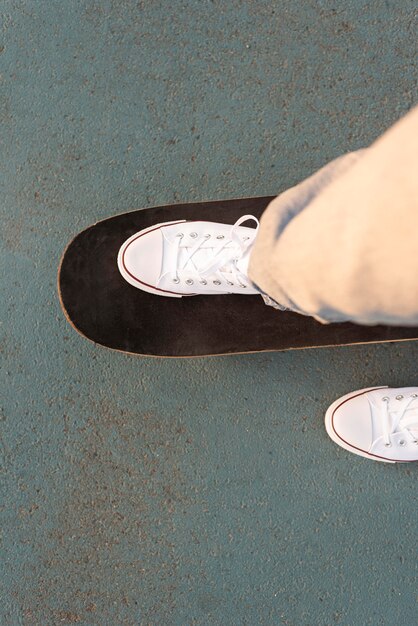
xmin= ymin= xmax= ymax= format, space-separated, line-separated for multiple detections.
xmin=172 ymin=215 xmax=259 ymax=288
xmin=381 ymin=394 xmax=418 ymax=447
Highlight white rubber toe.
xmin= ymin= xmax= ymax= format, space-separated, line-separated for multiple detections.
xmin=324 ymin=386 xmax=394 ymax=463
xmin=117 ymin=220 xmax=186 ymax=297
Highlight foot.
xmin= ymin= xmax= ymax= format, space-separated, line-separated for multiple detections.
xmin=325 ymin=386 xmax=418 ymax=463
xmin=117 ymin=215 xmax=261 ymax=297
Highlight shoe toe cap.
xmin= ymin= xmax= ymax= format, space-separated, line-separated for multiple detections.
xmin=119 ymin=228 xmax=163 ymax=287
xmin=331 ymin=393 xmax=373 ymax=451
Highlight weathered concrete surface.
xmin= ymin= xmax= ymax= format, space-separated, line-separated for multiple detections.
xmin=1 ymin=1 xmax=417 ymax=624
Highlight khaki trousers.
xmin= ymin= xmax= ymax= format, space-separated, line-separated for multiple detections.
xmin=249 ymin=105 xmax=418 ymax=325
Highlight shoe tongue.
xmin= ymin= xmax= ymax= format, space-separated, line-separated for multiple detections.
xmin=199 ymin=249 xmax=215 ymax=267
xmin=402 ymin=410 xmax=418 ymax=437
xmin=179 ymin=247 xmax=212 ymax=271
xmin=179 ymin=243 xmax=250 ymax=279
xmin=235 ymin=247 xmax=251 ymax=276
xmin=217 ymin=248 xmax=250 ymax=277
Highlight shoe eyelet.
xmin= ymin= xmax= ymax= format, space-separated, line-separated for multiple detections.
xmin=396 ymin=394 xmax=404 ymax=400
xmin=227 ymin=281 xmax=234 ymax=286
xmin=382 ymin=397 xmax=390 ymax=403
xmin=411 ymin=393 xmax=418 ymax=398
xmin=241 ymin=284 xmax=247 ymax=289
xmin=200 ymin=280 xmax=207 ymax=285
xmin=204 ymin=234 xmax=211 ymax=239
xmin=172 ymin=278 xmax=180 ymax=284
xmin=399 ymin=440 xmax=406 ymax=446
xmin=213 ymin=280 xmax=221 ymax=285
xmin=216 ymin=235 xmax=225 ymax=240
xmin=176 ymin=233 xmax=184 ymax=238
xmin=243 ymin=236 xmax=250 ymax=241
xmin=186 ymin=279 xmax=194 ymax=285
xmin=384 ymin=442 xmax=392 ymax=447
xmin=190 ymin=232 xmax=198 ymax=238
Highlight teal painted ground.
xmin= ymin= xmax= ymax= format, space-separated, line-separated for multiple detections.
xmin=1 ymin=1 xmax=417 ymax=624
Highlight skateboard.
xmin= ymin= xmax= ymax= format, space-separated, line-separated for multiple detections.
xmin=58 ymin=197 xmax=418 ymax=357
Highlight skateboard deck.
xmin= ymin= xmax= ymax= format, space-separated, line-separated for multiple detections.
xmin=58 ymin=197 xmax=418 ymax=357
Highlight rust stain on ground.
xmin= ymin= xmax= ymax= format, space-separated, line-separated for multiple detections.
xmin=17 ymin=396 xmax=193 ymax=623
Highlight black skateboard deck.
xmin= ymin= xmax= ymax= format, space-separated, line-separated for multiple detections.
xmin=58 ymin=197 xmax=418 ymax=357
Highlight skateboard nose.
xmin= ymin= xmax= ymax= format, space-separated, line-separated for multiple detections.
xmin=119 ymin=227 xmax=163 ymax=287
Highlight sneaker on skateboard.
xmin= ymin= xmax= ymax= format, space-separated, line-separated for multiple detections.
xmin=58 ymin=197 xmax=418 ymax=357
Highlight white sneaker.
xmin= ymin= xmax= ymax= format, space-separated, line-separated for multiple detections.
xmin=117 ymin=215 xmax=261 ymax=297
xmin=325 ymin=386 xmax=418 ymax=463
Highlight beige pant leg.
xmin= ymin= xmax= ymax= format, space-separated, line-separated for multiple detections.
xmin=249 ymin=105 xmax=418 ymax=325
